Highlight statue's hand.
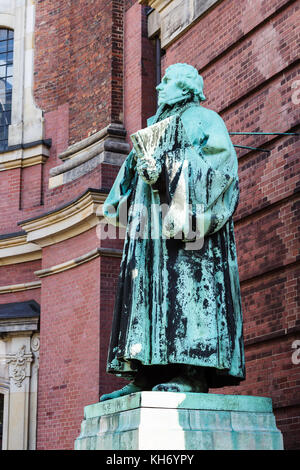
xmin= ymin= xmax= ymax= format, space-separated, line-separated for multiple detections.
xmin=136 ymin=153 xmax=161 ymax=185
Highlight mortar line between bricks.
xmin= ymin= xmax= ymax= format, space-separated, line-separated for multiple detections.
xmin=273 ymin=401 xmax=300 ymax=411
xmin=244 ymin=324 xmax=300 ymax=348
xmin=234 ymin=124 xmax=300 ymax=164
xmin=218 ymin=58 xmax=300 ymax=118
xmin=240 ymin=259 xmax=300 ymax=286
xmin=234 ymin=191 xmax=299 ymax=226
xmin=198 ymin=0 xmax=298 ymax=76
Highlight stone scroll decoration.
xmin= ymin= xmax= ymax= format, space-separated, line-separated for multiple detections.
xmin=6 ymin=346 xmax=33 ymax=388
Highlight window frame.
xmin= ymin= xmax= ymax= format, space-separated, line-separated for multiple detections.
xmin=0 ymin=27 xmax=14 ymax=151
xmin=0 ymin=1 xmax=45 ymax=165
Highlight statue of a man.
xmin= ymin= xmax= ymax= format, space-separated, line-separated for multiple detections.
xmin=100 ymin=63 xmax=245 ymax=401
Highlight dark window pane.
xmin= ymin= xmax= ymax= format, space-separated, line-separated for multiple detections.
xmin=0 ymin=125 xmax=8 ymax=140
xmin=0 ymin=53 xmax=6 ymax=65
xmin=0 ymin=42 xmax=6 ymax=53
xmin=0 ymin=30 xmax=7 ymax=41
xmin=7 ymin=39 xmax=13 ymax=52
xmin=7 ymin=64 xmax=13 ymax=77
xmin=0 ymin=29 xmax=14 ymax=151
xmin=0 ymin=93 xmax=6 ymax=105
xmin=6 ymin=78 xmax=13 ymax=89
xmin=2 ymin=110 xmax=11 ymax=124
xmin=0 ymin=141 xmax=8 ymax=151
xmin=5 ymin=92 xmax=12 ymax=104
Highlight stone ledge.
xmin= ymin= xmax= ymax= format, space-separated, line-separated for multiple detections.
xmin=34 ymin=248 xmax=101 ymax=278
xmin=85 ymin=391 xmax=274 ymax=418
xmin=34 ymin=247 xmax=122 ymax=278
xmin=75 ymin=392 xmax=284 ymax=450
xmin=48 ymin=124 xmax=129 ymax=189
xmin=139 ymin=0 xmax=173 ymax=13
xmin=18 ymin=189 xmax=107 ymax=247
xmin=143 ymin=0 xmax=221 ymax=48
xmin=0 ymin=141 xmax=50 ymax=171
xmin=0 ymin=233 xmax=41 ymax=266
xmin=58 ymin=125 xmax=127 ymax=162
xmin=0 ymin=300 xmax=40 ymax=333
xmin=0 ymin=281 xmax=41 ymax=294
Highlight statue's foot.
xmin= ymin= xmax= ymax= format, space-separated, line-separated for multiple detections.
xmin=99 ymin=382 xmax=142 ymax=402
xmin=152 ymin=375 xmax=208 ymax=393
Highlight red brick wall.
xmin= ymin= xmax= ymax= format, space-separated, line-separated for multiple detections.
xmin=99 ymin=256 xmax=127 ymax=397
xmin=35 ymin=226 xmax=125 ymax=449
xmin=0 ymin=260 xmax=41 ymax=287
xmin=0 ymin=289 xmax=41 ymax=311
xmin=37 ymin=254 xmax=101 ymax=450
xmin=0 ymin=168 xmax=21 ymax=234
xmin=0 ymin=259 xmax=41 ymax=307
xmin=125 ymin=0 xmax=137 ymax=11
xmin=124 ymin=2 xmax=156 ymax=143
xmin=159 ymin=0 xmax=299 ymax=449
xmin=34 ymin=0 xmax=124 ymax=145
xmin=32 ymin=206 xmax=126 ymax=449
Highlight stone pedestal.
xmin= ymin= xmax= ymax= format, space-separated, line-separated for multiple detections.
xmin=75 ymin=392 xmax=284 ymax=450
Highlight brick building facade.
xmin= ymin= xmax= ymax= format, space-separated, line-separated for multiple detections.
xmin=0 ymin=0 xmax=299 ymax=450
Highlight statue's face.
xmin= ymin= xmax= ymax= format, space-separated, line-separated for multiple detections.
xmin=156 ymin=71 xmax=189 ymax=106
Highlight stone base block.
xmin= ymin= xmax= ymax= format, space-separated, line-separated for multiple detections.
xmin=75 ymin=392 xmax=284 ymax=450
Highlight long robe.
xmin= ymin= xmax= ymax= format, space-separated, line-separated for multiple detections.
xmin=103 ymin=99 xmax=245 ymax=388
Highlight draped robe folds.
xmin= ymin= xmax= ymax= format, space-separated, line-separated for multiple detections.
xmin=103 ymin=101 xmax=245 ymax=388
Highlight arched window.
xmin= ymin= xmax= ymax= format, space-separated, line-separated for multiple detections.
xmin=0 ymin=28 xmax=13 ymax=151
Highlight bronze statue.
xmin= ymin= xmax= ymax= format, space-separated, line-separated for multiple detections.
xmin=100 ymin=63 xmax=245 ymax=401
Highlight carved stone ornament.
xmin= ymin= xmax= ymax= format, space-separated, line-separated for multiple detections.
xmin=7 ymin=345 xmax=33 ymax=388
xmin=31 ymin=335 xmax=40 ymax=353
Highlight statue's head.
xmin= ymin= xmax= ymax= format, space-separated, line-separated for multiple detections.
xmin=156 ymin=63 xmax=206 ymax=106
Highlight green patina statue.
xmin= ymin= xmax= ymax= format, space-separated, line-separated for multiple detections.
xmin=100 ymin=63 xmax=245 ymax=401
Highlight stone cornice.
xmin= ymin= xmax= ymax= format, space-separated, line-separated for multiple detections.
xmin=34 ymin=247 xmax=122 ymax=278
xmin=48 ymin=124 xmax=129 ymax=189
xmin=18 ymin=189 xmax=107 ymax=247
xmin=0 ymin=281 xmax=41 ymax=294
xmin=58 ymin=125 xmax=127 ymax=162
xmin=0 ymin=317 xmax=39 ymax=334
xmin=139 ymin=0 xmax=173 ymax=12
xmin=142 ymin=0 xmax=221 ymax=48
xmin=0 ymin=142 xmax=50 ymax=171
xmin=0 ymin=189 xmax=110 ymax=264
xmin=0 ymin=233 xmax=41 ymax=266
xmin=34 ymin=248 xmax=101 ymax=278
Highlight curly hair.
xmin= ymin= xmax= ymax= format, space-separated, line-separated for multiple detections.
xmin=165 ymin=63 xmax=206 ymax=101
